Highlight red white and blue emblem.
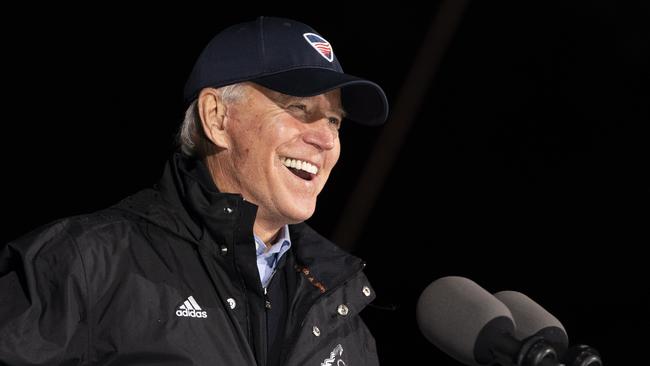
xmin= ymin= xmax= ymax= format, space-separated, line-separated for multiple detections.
xmin=303 ymin=33 xmax=334 ymax=62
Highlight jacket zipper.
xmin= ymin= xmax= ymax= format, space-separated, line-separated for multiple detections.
xmin=263 ymin=285 xmax=272 ymax=365
xmin=259 ymin=267 xmax=278 ymax=366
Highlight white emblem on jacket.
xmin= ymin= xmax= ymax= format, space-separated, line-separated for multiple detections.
xmin=321 ymin=344 xmax=346 ymax=366
xmin=176 ymin=295 xmax=208 ymax=318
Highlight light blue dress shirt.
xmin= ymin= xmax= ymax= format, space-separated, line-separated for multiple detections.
xmin=254 ymin=225 xmax=292 ymax=288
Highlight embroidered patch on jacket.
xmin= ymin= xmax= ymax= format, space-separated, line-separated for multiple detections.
xmin=321 ymin=344 xmax=345 ymax=366
xmin=175 ymin=295 xmax=208 ymax=318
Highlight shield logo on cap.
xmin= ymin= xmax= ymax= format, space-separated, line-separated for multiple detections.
xmin=303 ymin=33 xmax=334 ymax=62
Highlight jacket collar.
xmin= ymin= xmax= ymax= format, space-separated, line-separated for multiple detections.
xmin=118 ymin=152 xmax=364 ymax=291
xmin=288 ymin=223 xmax=364 ymax=292
xmin=159 ymin=153 xmax=259 ymax=249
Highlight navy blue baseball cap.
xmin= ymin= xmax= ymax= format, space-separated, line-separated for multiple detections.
xmin=183 ymin=16 xmax=389 ymax=126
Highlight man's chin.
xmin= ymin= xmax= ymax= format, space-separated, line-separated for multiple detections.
xmin=283 ymin=205 xmax=316 ymax=224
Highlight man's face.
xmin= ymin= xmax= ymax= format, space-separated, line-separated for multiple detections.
xmin=215 ymin=83 xmax=343 ymax=226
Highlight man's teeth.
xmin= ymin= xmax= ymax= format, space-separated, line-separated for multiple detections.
xmin=282 ymin=157 xmax=318 ymax=175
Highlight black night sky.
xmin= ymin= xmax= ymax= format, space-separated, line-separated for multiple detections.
xmin=4 ymin=2 xmax=649 ymax=365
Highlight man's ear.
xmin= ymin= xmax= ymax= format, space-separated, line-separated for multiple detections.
xmin=198 ymin=88 xmax=230 ymax=149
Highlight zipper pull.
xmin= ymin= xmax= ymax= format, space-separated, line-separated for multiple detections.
xmin=264 ymin=287 xmax=272 ymax=310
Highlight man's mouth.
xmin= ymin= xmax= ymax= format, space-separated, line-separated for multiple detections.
xmin=281 ymin=157 xmax=318 ymax=181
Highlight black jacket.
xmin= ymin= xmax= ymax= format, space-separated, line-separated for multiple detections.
xmin=0 ymin=154 xmax=379 ymax=365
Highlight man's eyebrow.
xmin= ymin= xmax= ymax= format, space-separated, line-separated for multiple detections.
xmin=331 ymin=106 xmax=347 ymax=119
xmin=276 ymin=94 xmax=346 ymax=118
xmin=295 ymin=97 xmax=347 ymax=118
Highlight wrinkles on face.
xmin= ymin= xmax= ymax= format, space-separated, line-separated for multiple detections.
xmin=207 ymin=83 xmax=343 ymax=240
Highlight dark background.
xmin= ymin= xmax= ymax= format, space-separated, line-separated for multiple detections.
xmin=4 ymin=2 xmax=648 ymax=365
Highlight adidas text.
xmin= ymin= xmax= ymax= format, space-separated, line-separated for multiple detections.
xmin=176 ymin=309 xmax=207 ymax=318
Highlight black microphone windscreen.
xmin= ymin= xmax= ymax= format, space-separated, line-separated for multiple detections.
xmin=416 ymin=276 xmax=515 ymax=366
xmin=493 ymin=290 xmax=569 ymax=353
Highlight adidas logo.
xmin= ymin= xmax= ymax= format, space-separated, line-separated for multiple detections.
xmin=176 ymin=296 xmax=208 ymax=318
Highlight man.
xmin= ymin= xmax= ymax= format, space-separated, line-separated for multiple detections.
xmin=0 ymin=16 xmax=388 ymax=366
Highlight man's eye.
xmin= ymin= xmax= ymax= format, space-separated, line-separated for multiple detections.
xmin=328 ymin=117 xmax=341 ymax=128
xmin=290 ymin=104 xmax=307 ymax=111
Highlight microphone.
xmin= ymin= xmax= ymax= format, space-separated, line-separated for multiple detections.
xmin=493 ymin=291 xmax=569 ymax=354
xmin=494 ymin=291 xmax=602 ymax=366
xmin=416 ymin=276 xmax=561 ymax=366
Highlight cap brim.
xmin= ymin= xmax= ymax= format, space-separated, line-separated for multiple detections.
xmin=254 ymin=68 xmax=389 ymax=126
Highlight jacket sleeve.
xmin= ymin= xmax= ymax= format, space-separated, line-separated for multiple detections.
xmin=0 ymin=222 xmax=89 ymax=366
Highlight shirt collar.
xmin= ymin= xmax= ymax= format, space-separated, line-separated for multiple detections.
xmin=254 ymin=224 xmax=291 ymax=256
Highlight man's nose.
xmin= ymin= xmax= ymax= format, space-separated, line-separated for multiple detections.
xmin=302 ymin=119 xmax=336 ymax=151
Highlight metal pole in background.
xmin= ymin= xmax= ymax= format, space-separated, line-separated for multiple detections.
xmin=334 ymin=0 xmax=471 ymax=250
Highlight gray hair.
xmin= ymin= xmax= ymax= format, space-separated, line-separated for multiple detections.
xmin=177 ymin=83 xmax=247 ymax=157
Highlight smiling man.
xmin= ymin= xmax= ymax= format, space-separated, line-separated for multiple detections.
xmin=198 ymin=84 xmax=344 ymax=244
xmin=0 ymin=17 xmax=388 ymax=366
